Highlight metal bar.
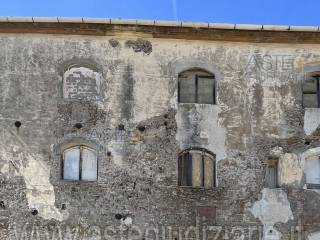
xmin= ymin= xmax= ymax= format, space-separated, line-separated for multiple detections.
xmin=195 ymin=75 xmax=198 ymax=103
xmin=96 ymin=150 xmax=98 ymax=181
xmin=303 ymin=92 xmax=318 ymax=94
xmin=79 ymin=147 xmax=83 ymax=180
xmin=178 ymin=155 xmax=182 ymax=186
xmin=317 ymin=77 xmax=320 ymax=108
xmin=213 ymin=159 xmax=216 ymax=187
xmin=61 ymin=154 xmax=64 ymax=180
xmin=187 ymin=152 xmax=193 ymax=186
xmin=178 ymin=78 xmax=180 ymax=103
xmin=201 ymin=153 xmax=205 ymax=187
xmin=275 ymin=161 xmax=278 ymax=188
xmin=213 ymin=78 xmax=216 ymax=104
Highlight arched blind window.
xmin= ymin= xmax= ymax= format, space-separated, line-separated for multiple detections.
xmin=178 ymin=69 xmax=215 ymax=104
xmin=63 ymin=146 xmax=97 ymax=181
xmin=178 ymin=149 xmax=215 ymax=188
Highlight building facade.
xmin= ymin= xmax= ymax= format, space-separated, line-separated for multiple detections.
xmin=1 ymin=18 xmax=320 ymax=240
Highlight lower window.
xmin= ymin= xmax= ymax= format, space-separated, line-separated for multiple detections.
xmin=178 ymin=149 xmax=215 ymax=188
xmin=305 ymin=155 xmax=320 ymax=189
xmin=63 ymin=146 xmax=97 ymax=181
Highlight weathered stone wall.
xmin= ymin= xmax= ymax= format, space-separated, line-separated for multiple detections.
xmin=0 ymin=32 xmax=320 ymax=239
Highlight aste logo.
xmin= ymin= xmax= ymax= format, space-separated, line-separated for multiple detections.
xmin=243 ymin=52 xmax=298 ymax=82
xmin=244 ymin=53 xmax=295 ymax=73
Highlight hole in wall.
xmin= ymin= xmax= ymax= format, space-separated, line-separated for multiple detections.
xmin=31 ymin=208 xmax=38 ymax=216
xmin=305 ymin=139 xmax=311 ymax=145
xmin=61 ymin=203 xmax=67 ymax=210
xmin=14 ymin=121 xmax=21 ymax=128
xmin=74 ymin=123 xmax=83 ymax=129
xmin=137 ymin=126 xmax=145 ymax=132
xmin=115 ymin=214 xmax=123 ymax=220
xmin=118 ymin=124 xmax=125 ymax=131
xmin=107 ymin=151 xmax=112 ymax=156
xmin=0 ymin=201 xmax=5 ymax=209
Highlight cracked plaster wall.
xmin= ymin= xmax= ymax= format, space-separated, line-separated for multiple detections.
xmin=0 ymin=33 xmax=320 ymax=239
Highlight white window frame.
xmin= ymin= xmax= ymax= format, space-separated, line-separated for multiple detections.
xmin=302 ymin=147 xmax=320 ymax=189
xmin=62 ymin=146 xmax=98 ymax=181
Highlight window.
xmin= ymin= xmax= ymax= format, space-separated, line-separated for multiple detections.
xmin=63 ymin=146 xmax=97 ymax=181
xmin=178 ymin=149 xmax=215 ymax=188
xmin=266 ymin=159 xmax=278 ymax=188
xmin=305 ymin=155 xmax=320 ymax=189
xmin=303 ymin=72 xmax=320 ymax=108
xmin=178 ymin=69 xmax=215 ymax=104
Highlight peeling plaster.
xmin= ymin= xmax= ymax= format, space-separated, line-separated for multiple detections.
xmin=176 ymin=104 xmax=227 ymax=161
xmin=269 ymin=146 xmax=304 ymax=187
xmin=121 ymin=216 xmax=133 ymax=226
xmin=20 ymin=150 xmax=66 ymax=221
xmin=2 ymin=33 xmax=320 ymax=238
xmin=250 ymin=188 xmax=293 ymax=240
xmin=279 ymin=153 xmax=303 ymax=186
xmin=304 ymin=108 xmax=320 ymax=135
xmin=307 ymin=231 xmax=320 ymax=240
xmin=0 ymin=128 xmax=66 ymax=221
xmin=301 ymin=147 xmax=320 ymax=161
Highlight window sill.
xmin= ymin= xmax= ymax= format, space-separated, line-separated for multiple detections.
xmin=306 ymin=183 xmax=320 ymax=189
xmin=178 ymin=185 xmax=223 ymax=192
xmin=175 ymin=185 xmax=224 ymax=199
xmin=178 ymin=102 xmax=216 ymax=106
xmin=59 ymin=180 xmax=98 ymax=185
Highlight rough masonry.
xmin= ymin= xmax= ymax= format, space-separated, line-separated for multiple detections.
xmin=0 ymin=19 xmax=320 ymax=240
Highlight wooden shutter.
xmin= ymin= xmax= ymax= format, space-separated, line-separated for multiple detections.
xmin=197 ymin=76 xmax=215 ymax=104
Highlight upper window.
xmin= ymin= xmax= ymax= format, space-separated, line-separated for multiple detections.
xmin=63 ymin=146 xmax=97 ymax=181
xmin=302 ymin=72 xmax=320 ymax=108
xmin=178 ymin=149 xmax=215 ymax=188
xmin=178 ymin=69 xmax=215 ymax=104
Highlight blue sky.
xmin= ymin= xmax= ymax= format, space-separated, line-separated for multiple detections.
xmin=0 ymin=0 xmax=318 ymax=26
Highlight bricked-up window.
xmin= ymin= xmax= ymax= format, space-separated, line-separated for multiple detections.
xmin=63 ymin=146 xmax=97 ymax=181
xmin=178 ymin=70 xmax=215 ymax=104
xmin=178 ymin=149 xmax=215 ymax=188
xmin=303 ymin=73 xmax=320 ymax=108
xmin=63 ymin=66 xmax=102 ymax=101
xmin=305 ymin=155 xmax=320 ymax=189
xmin=266 ymin=159 xmax=278 ymax=188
